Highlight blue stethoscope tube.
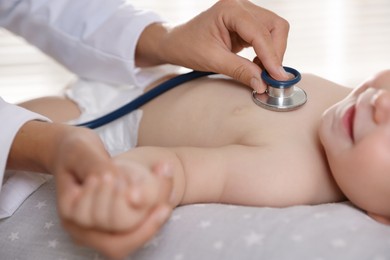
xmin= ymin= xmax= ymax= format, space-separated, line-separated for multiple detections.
xmin=75 ymin=70 xmax=215 ymax=129
xmin=75 ymin=66 xmax=306 ymax=129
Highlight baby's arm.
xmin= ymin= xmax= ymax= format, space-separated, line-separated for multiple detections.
xmin=115 ymin=144 xmax=281 ymax=208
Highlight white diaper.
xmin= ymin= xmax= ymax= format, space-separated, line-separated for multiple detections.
xmin=66 ymin=79 xmax=144 ymax=156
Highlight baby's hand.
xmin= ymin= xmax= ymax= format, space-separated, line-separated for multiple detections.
xmin=110 ymin=159 xmax=174 ymax=232
xmin=60 ymin=160 xmax=173 ymax=233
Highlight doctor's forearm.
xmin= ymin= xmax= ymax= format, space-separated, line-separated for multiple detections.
xmin=6 ymin=121 xmax=67 ymax=173
xmin=134 ymin=22 xmax=203 ymax=69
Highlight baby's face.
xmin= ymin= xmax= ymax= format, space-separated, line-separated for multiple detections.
xmin=319 ymin=70 xmax=390 ymax=224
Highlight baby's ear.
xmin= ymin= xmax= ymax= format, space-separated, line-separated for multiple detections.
xmin=367 ymin=212 xmax=390 ymax=225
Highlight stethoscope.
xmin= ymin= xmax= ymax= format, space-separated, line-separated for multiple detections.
xmin=76 ymin=66 xmax=306 ymax=129
xmin=252 ymin=66 xmax=306 ymax=111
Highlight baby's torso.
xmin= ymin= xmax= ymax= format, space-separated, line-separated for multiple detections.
xmin=138 ymin=74 xmax=351 ymax=205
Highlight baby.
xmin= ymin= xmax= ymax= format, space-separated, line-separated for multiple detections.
xmin=20 ymin=69 xmax=390 ymax=257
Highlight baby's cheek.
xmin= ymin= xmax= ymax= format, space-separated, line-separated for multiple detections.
xmin=328 ymin=154 xmax=352 ymax=186
xmin=346 ymin=156 xmax=390 ymax=216
xmin=328 ymin=153 xmax=369 ymax=202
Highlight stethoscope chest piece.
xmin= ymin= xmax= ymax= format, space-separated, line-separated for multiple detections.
xmin=252 ymin=66 xmax=307 ymax=112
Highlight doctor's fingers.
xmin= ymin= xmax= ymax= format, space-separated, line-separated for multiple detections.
xmin=206 ymin=3 xmax=289 ymax=92
xmin=211 ymin=51 xmax=267 ymax=92
xmin=89 ymin=173 xmax=118 ymax=230
xmin=64 ymin=204 xmax=172 ymax=260
xmin=63 ymin=173 xmax=118 ymax=229
xmin=107 ymin=188 xmax=153 ymax=232
xmin=222 ymin=1 xmax=289 ymax=74
xmin=91 ymin=169 xmax=160 ymax=232
xmin=62 ymin=172 xmax=151 ymax=232
xmin=56 ymin=169 xmax=83 ymax=221
xmin=85 ymin=173 xmax=151 ymax=232
xmin=70 ymin=175 xmax=101 ymax=228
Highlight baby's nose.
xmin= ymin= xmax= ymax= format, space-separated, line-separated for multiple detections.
xmin=372 ymin=89 xmax=390 ymax=124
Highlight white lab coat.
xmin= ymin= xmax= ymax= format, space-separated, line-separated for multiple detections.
xmin=0 ymin=0 xmax=174 ymax=218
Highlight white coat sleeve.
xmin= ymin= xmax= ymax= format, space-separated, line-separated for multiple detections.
xmin=0 ymin=0 xmax=178 ymax=87
xmin=0 ymin=98 xmax=49 ymax=187
xmin=0 ymin=99 xmax=51 ymax=218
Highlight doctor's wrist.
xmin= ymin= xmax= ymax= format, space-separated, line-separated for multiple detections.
xmin=135 ymin=22 xmax=172 ymax=67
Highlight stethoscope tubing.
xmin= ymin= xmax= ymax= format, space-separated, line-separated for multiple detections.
xmin=75 ymin=66 xmax=306 ymax=129
xmin=75 ymin=70 xmax=215 ymax=129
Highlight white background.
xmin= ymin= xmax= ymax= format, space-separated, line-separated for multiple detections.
xmin=1 ymin=0 xmax=390 ymax=103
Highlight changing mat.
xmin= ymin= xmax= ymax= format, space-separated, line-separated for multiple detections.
xmin=1 ymin=178 xmax=390 ymax=260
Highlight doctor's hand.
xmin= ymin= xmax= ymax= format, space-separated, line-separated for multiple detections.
xmin=136 ymin=0 xmax=290 ymax=93
xmin=51 ymin=127 xmax=173 ymax=259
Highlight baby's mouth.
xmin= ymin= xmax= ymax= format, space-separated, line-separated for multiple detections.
xmin=342 ymin=105 xmax=356 ymax=141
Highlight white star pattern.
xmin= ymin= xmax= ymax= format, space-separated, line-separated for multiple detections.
xmin=8 ymin=232 xmax=19 ymax=241
xmin=213 ymin=240 xmax=224 ymax=250
xmin=174 ymin=254 xmax=184 ymax=260
xmin=144 ymin=236 xmax=160 ymax=248
xmin=198 ymin=220 xmax=211 ymax=229
xmin=242 ymin=214 xmax=252 ymax=219
xmin=244 ymin=232 xmax=264 ymax=247
xmin=291 ymin=234 xmax=303 ymax=242
xmin=48 ymin=239 xmax=58 ymax=248
xmin=331 ymin=238 xmax=347 ymax=248
xmin=44 ymin=221 xmax=54 ymax=229
xmin=35 ymin=201 xmax=47 ymax=209
xmin=348 ymin=225 xmax=359 ymax=232
xmin=281 ymin=217 xmax=291 ymax=223
xmin=170 ymin=214 xmax=182 ymax=222
xmin=2 ymin=188 xmax=390 ymax=259
xmin=313 ymin=212 xmax=328 ymax=219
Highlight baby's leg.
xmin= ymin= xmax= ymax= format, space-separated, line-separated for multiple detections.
xmin=19 ymin=96 xmax=81 ymax=122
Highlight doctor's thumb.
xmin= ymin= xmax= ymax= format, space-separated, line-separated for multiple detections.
xmin=218 ymin=53 xmax=267 ymax=93
xmin=252 ymin=56 xmax=290 ymax=84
